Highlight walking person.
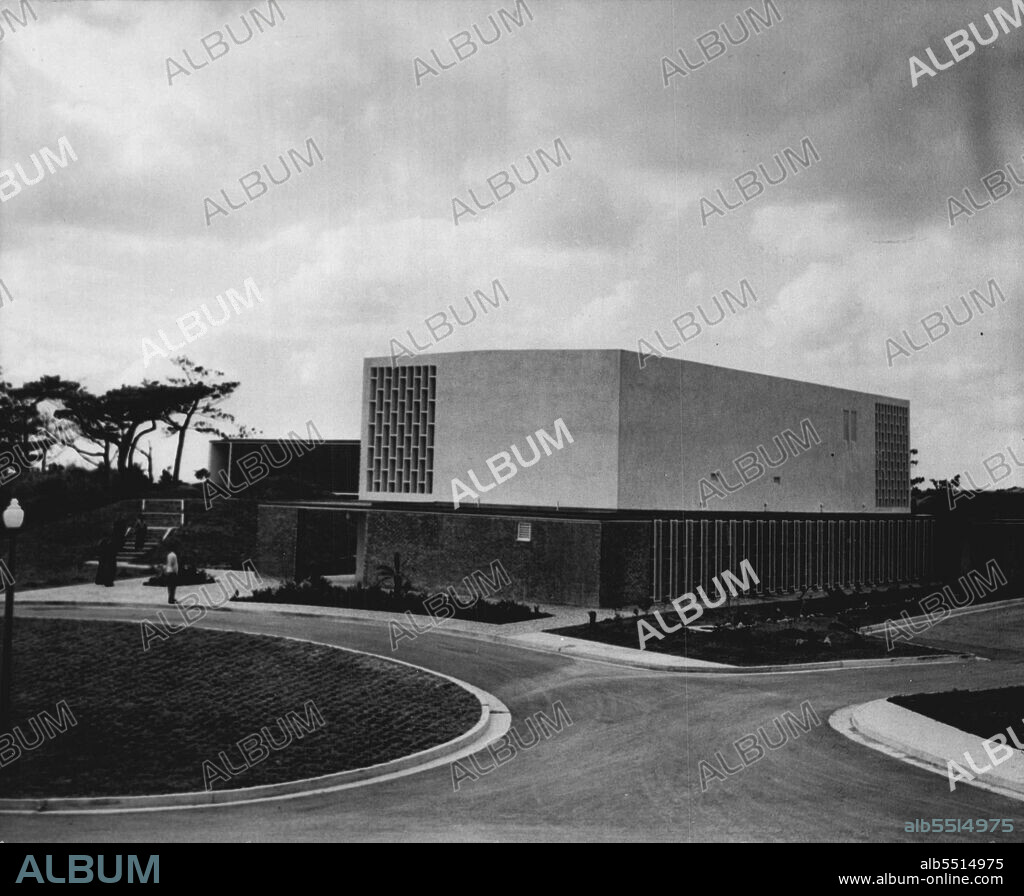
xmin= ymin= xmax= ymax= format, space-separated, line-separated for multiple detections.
xmin=164 ymin=543 xmax=180 ymax=605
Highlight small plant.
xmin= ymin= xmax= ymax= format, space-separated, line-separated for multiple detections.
xmin=376 ymin=552 xmax=413 ymax=601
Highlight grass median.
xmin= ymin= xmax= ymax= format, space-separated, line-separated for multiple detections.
xmin=889 ymin=686 xmax=1024 ymax=742
xmin=549 ymin=614 xmax=950 ymax=664
xmin=0 ymin=617 xmax=481 ymax=798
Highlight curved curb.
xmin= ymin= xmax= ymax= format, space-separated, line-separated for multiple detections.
xmin=857 ymin=595 xmax=1024 ymax=637
xmin=0 ymin=631 xmax=510 ymax=815
xmin=829 ymin=700 xmax=1024 ymax=805
xmin=501 ymin=632 xmax=981 ymax=675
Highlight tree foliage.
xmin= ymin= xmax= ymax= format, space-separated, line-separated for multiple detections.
xmin=3 ymin=358 xmax=249 ymax=485
xmin=162 ymin=357 xmax=240 ymax=483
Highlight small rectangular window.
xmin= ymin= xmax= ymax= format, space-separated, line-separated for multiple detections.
xmin=516 ymin=522 xmax=532 ymax=542
xmin=772 ymin=476 xmax=781 ymax=484
xmin=851 ymin=410 xmax=857 ymax=442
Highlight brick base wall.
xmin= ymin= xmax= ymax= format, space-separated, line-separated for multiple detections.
xmin=363 ymin=511 xmax=603 ymax=607
xmin=296 ymin=509 xmax=358 ymax=577
xmin=256 ymin=505 xmax=298 ymax=580
xmin=257 ymin=503 xmax=1016 ymax=612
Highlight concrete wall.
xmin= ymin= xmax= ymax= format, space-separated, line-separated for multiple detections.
xmin=616 ymin=358 xmax=684 ymax=511
xmin=619 ymin=354 xmax=909 ymax=514
xmin=356 ymin=349 xmax=910 ymax=515
xmin=360 ymin=351 xmax=622 ymax=511
xmin=363 ymin=509 xmax=603 ymax=607
xmin=208 ymin=442 xmax=230 ymax=485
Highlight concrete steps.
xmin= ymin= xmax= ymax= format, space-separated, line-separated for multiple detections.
xmin=115 ymin=528 xmax=174 ymax=562
xmin=98 ymin=499 xmax=186 ymax=564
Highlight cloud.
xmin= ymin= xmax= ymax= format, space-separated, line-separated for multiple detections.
xmin=2 ymin=0 xmax=1021 ymax=486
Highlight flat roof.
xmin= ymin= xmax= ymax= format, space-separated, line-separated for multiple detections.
xmin=362 ymin=348 xmax=909 ymax=405
xmin=209 ymin=438 xmax=358 ymax=445
xmin=257 ymin=498 xmax=932 ymax=522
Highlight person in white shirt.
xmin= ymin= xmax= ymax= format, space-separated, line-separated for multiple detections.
xmin=165 ymin=546 xmax=180 ymax=605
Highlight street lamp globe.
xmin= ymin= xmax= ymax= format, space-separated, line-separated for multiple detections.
xmin=3 ymin=499 xmax=24 ymax=530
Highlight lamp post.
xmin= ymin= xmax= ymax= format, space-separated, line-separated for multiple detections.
xmin=0 ymin=498 xmax=24 ymax=729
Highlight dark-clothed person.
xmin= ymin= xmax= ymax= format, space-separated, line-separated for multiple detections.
xmin=132 ymin=516 xmax=149 ymax=551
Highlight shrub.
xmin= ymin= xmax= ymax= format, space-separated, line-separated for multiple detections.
xmin=147 ymin=500 xmax=257 ymax=569
xmin=234 ymin=579 xmax=550 ymax=623
xmin=0 ymin=465 xmax=152 ymax=524
xmin=145 ymin=565 xmax=216 ymax=587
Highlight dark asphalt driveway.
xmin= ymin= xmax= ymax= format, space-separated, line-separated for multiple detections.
xmin=3 ymin=603 xmax=1022 ymax=843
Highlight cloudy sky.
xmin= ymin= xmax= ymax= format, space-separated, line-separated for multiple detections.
xmin=1 ymin=0 xmax=1022 ymax=484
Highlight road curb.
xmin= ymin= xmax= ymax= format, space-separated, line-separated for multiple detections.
xmin=830 ymin=699 xmax=1024 ymax=804
xmin=0 ymin=637 xmax=510 ymax=815
xmin=857 ymin=595 xmax=1024 ymax=636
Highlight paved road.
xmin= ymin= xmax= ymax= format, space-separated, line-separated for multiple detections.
xmin=2 ymin=602 xmax=1023 ymax=843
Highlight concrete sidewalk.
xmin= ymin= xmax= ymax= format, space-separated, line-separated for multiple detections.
xmin=18 ymin=573 xmax=976 ymax=675
xmin=17 ymin=571 xmax=610 ymax=634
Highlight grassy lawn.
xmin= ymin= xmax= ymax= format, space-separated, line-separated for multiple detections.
xmin=889 ymin=686 xmax=1024 ymax=742
xmin=0 ymin=618 xmax=481 ymax=798
xmin=549 ymin=615 xmax=950 ymax=664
